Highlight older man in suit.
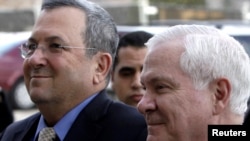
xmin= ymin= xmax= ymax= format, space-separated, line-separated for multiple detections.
xmin=0 ymin=0 xmax=147 ymax=141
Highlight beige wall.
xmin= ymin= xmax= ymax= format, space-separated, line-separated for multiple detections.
xmin=0 ymin=0 xmax=42 ymax=10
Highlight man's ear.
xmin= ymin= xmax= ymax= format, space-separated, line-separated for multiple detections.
xmin=93 ymin=52 xmax=112 ymax=84
xmin=211 ymin=78 xmax=231 ymax=115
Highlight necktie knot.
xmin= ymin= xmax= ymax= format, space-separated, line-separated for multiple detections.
xmin=38 ymin=127 xmax=56 ymax=141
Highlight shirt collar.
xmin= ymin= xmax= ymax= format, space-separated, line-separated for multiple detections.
xmin=34 ymin=93 xmax=98 ymax=141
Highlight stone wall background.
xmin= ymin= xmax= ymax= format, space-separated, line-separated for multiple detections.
xmin=0 ymin=0 xmax=247 ymax=32
xmin=0 ymin=0 xmax=41 ymax=31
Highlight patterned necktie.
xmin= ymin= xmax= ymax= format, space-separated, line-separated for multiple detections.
xmin=38 ymin=127 xmax=56 ymax=141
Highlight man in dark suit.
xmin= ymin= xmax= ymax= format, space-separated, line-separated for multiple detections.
xmin=0 ymin=0 xmax=147 ymax=141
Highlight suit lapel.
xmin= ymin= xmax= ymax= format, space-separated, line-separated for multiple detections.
xmin=5 ymin=113 xmax=40 ymax=141
xmin=64 ymin=90 xmax=112 ymax=141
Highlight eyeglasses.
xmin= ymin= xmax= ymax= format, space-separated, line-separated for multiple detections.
xmin=20 ymin=42 xmax=96 ymax=59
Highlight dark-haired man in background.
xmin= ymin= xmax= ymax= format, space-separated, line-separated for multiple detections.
xmin=111 ymin=31 xmax=153 ymax=107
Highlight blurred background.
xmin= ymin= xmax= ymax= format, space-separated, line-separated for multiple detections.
xmin=1 ymin=0 xmax=250 ymax=31
xmin=1 ymin=0 xmax=250 ymax=121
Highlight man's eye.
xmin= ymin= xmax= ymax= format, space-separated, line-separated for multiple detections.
xmin=119 ymin=70 xmax=133 ymax=77
xmin=49 ymin=43 xmax=62 ymax=49
xmin=156 ymin=85 xmax=165 ymax=90
xmin=26 ymin=43 xmax=37 ymax=50
xmin=155 ymin=84 xmax=169 ymax=92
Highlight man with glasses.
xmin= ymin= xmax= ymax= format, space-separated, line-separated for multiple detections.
xmin=0 ymin=0 xmax=147 ymax=141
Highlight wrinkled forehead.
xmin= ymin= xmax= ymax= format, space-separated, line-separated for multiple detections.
xmin=32 ymin=6 xmax=86 ymax=42
xmin=142 ymin=41 xmax=185 ymax=76
xmin=146 ymin=39 xmax=185 ymax=60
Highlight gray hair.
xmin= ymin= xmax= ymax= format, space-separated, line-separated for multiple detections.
xmin=42 ymin=0 xmax=119 ymax=59
xmin=146 ymin=24 xmax=250 ymax=115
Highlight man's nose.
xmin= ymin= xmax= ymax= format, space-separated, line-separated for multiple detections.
xmin=131 ymin=72 xmax=143 ymax=89
xmin=26 ymin=47 xmax=47 ymax=68
xmin=137 ymin=93 xmax=156 ymax=115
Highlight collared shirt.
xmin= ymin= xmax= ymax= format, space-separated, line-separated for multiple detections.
xmin=33 ymin=93 xmax=98 ymax=141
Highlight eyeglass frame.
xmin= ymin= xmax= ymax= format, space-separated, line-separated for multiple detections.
xmin=20 ymin=42 xmax=96 ymax=59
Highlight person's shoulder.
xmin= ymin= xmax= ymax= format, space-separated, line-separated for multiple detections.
xmin=243 ymin=107 xmax=250 ymax=126
xmin=109 ymin=101 xmax=138 ymax=112
xmin=0 ymin=113 xmax=40 ymax=139
xmin=108 ymin=101 xmax=145 ymax=121
xmin=88 ymin=91 xmax=145 ymax=123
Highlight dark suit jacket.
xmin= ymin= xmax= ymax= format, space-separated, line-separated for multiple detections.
xmin=243 ymin=106 xmax=250 ymax=128
xmin=0 ymin=90 xmax=147 ymax=141
xmin=0 ymin=90 xmax=14 ymax=132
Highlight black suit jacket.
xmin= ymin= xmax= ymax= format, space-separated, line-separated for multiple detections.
xmin=0 ymin=90 xmax=14 ymax=132
xmin=0 ymin=90 xmax=147 ymax=141
xmin=243 ymin=106 xmax=250 ymax=127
